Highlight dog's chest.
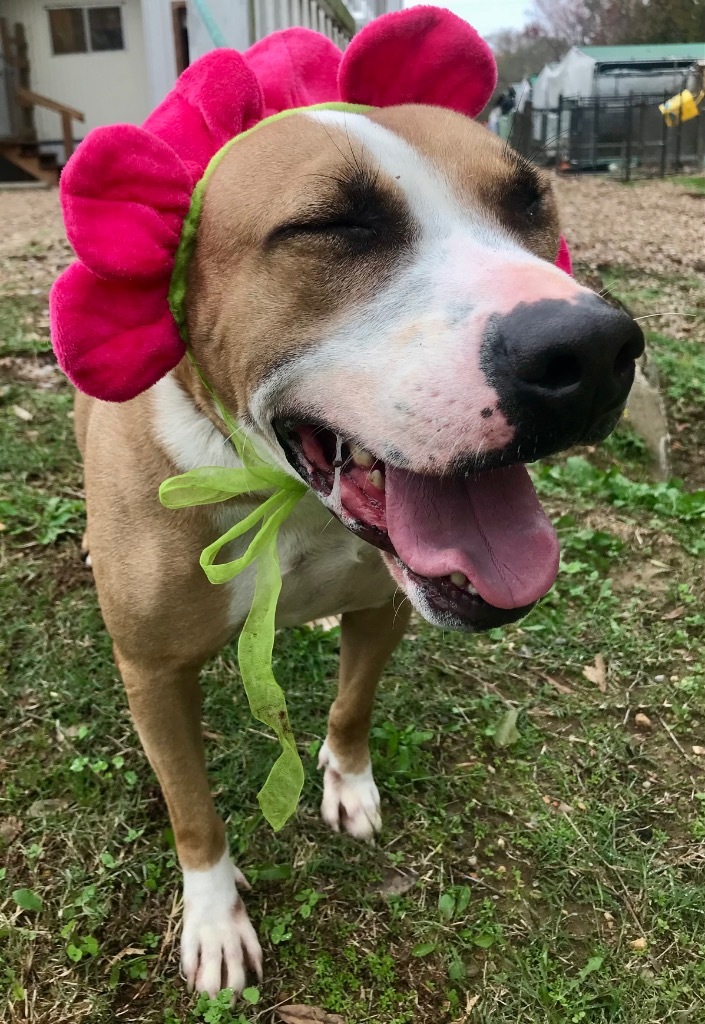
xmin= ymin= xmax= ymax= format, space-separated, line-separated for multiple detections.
xmin=221 ymin=495 xmax=395 ymax=630
xmin=276 ymin=497 xmax=395 ymax=627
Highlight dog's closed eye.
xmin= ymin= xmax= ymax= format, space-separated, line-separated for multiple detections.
xmin=266 ymin=166 xmax=413 ymax=254
xmin=504 ymin=158 xmax=551 ymax=223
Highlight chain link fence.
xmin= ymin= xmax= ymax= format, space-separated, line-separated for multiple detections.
xmin=510 ymin=92 xmax=705 ymax=181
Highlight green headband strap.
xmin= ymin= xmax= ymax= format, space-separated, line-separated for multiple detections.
xmin=160 ymin=103 xmax=370 ymax=831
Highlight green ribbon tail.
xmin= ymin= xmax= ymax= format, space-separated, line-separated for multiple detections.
xmin=238 ymin=492 xmax=305 ymax=830
xmin=158 ymin=447 xmax=308 ymax=830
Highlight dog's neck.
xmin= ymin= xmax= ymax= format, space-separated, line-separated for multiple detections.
xmin=151 ymin=366 xmax=242 ymax=474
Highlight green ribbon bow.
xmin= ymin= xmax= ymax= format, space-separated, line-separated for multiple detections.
xmin=159 ymin=377 xmax=307 ymax=830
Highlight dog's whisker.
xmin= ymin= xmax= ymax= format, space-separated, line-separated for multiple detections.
xmin=633 ymin=312 xmax=696 ymax=322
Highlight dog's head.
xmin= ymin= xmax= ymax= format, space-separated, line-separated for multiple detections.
xmin=185 ymin=104 xmax=644 ymax=631
xmin=51 ymin=12 xmax=644 ymax=633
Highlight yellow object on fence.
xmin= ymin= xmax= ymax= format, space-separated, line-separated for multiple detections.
xmin=659 ymin=89 xmax=704 ymax=126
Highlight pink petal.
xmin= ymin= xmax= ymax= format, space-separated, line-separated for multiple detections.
xmin=144 ymin=49 xmax=263 ymax=177
xmin=61 ymin=125 xmax=192 ymax=281
xmin=555 ymin=236 xmax=572 ymax=275
xmin=50 ymin=262 xmax=184 ymax=402
xmin=339 ymin=7 xmax=497 ymax=118
xmin=245 ymin=28 xmax=341 ymax=116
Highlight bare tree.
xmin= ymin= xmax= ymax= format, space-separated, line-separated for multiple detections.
xmin=527 ymin=0 xmax=705 ymax=47
xmin=488 ymin=24 xmax=565 ymax=86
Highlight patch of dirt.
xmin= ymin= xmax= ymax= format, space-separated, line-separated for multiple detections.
xmin=48 ymin=544 xmax=93 ymax=599
xmin=555 ymin=175 xmax=705 ymax=277
xmin=0 ymin=189 xmax=71 ymax=297
xmin=612 ymin=561 xmax=671 ymax=596
xmin=0 ymin=353 xmax=60 ymax=388
xmin=555 ymin=176 xmax=705 ymax=343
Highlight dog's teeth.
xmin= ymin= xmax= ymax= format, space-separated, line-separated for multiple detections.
xmin=367 ymin=469 xmax=384 ymax=490
xmin=467 ymin=583 xmax=479 ymax=596
xmin=351 ymin=446 xmax=375 ymax=468
xmin=450 ymin=571 xmax=468 ymax=587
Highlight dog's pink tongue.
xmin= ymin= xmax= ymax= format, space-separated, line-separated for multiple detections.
xmin=385 ymin=464 xmax=559 ymax=610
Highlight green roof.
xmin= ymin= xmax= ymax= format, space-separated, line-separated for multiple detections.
xmin=580 ymin=43 xmax=705 ymax=63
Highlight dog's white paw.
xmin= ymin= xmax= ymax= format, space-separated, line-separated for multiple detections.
xmin=319 ymin=739 xmax=382 ymax=841
xmin=181 ymin=851 xmax=262 ymax=998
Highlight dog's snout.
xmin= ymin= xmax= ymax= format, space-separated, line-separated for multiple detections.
xmin=501 ymin=295 xmax=644 ymax=403
xmin=486 ymin=293 xmax=645 ymax=453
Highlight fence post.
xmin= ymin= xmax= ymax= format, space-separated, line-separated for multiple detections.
xmin=660 ymin=89 xmax=668 ymax=178
xmin=675 ymin=77 xmax=684 ymax=172
xmin=637 ymin=97 xmax=646 ymax=173
xmin=556 ymin=93 xmax=564 ymax=169
xmin=697 ymin=102 xmax=705 ymax=171
xmin=624 ymin=93 xmax=633 ymax=183
xmin=592 ymin=95 xmax=599 ymax=168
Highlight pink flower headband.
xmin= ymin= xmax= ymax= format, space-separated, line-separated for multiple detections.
xmin=49 ymin=6 xmax=570 ymax=402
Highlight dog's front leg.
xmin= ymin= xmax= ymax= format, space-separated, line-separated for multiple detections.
xmin=319 ymin=596 xmax=411 ymax=840
xmin=117 ymin=650 xmax=262 ymax=996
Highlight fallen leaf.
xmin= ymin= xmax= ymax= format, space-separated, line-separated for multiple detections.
xmin=106 ymin=945 xmax=146 ymax=969
xmin=377 ymin=867 xmax=418 ymax=897
xmin=634 ymin=713 xmax=653 ymax=730
xmin=630 ymin=937 xmax=647 ymax=951
xmin=12 ymin=404 xmax=33 ymax=422
xmin=27 ymin=798 xmax=69 ymax=817
xmin=0 ymin=816 xmax=23 ymax=842
xmin=583 ymin=653 xmax=607 ymax=692
xmin=276 ymin=1007 xmax=345 ymax=1024
xmin=662 ymin=606 xmax=685 ymax=620
xmin=692 ymin=746 xmax=705 ymax=756
xmin=493 ymin=708 xmax=520 ymax=749
xmin=542 ymin=674 xmax=574 ymax=695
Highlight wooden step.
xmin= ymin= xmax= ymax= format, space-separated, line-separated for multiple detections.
xmin=0 ymin=142 xmax=59 ymax=186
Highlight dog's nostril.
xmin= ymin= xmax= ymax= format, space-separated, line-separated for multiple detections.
xmin=614 ymin=342 xmax=637 ymax=376
xmin=538 ymin=353 xmax=582 ymax=391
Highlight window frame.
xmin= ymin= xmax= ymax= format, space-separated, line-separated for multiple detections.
xmin=47 ymin=4 xmax=126 ymax=57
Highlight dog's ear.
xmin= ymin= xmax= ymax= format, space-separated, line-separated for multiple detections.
xmin=245 ymin=28 xmax=341 ymax=116
xmin=338 ymin=7 xmax=497 ymax=118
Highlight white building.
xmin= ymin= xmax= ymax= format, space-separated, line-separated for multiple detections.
xmin=0 ymin=2 xmax=177 ymax=149
xmin=532 ymin=42 xmax=705 ymax=110
xmin=0 ymin=0 xmax=398 ymax=182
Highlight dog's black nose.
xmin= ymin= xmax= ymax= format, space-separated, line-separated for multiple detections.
xmin=486 ymin=293 xmax=645 ymax=455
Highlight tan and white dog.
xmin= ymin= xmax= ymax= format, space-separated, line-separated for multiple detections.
xmin=74 ymin=106 xmax=643 ymax=996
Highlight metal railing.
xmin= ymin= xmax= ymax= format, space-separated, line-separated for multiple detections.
xmin=510 ymin=93 xmax=705 ymax=182
xmin=248 ymin=0 xmax=355 ymax=48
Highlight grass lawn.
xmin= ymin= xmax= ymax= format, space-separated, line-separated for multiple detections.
xmin=670 ymin=175 xmax=705 ymax=195
xmin=2 ymin=262 xmax=705 ymax=1024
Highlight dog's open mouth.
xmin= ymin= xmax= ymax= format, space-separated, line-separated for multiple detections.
xmin=275 ymin=423 xmax=561 ymax=631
